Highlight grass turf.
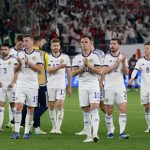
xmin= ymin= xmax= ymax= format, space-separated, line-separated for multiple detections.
xmin=0 ymin=88 xmax=150 ymax=150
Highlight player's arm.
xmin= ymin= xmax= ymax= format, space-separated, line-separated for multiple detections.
xmin=102 ymin=59 xmax=120 ymax=74
xmin=47 ymin=63 xmax=66 ymax=74
xmin=99 ymin=73 xmax=105 ymax=89
xmin=8 ymin=71 xmax=19 ymax=88
xmin=128 ymin=69 xmax=138 ymax=85
xmin=122 ymin=56 xmax=129 ymax=75
xmin=72 ymin=66 xmax=85 ymax=76
xmin=66 ymin=67 xmax=72 ymax=97
xmin=15 ymin=57 xmax=22 ymax=72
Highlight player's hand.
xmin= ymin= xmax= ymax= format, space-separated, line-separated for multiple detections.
xmin=83 ymin=58 xmax=89 ymax=67
xmin=8 ymin=82 xmax=14 ymax=88
xmin=25 ymin=55 xmax=30 ymax=64
xmin=67 ymin=86 xmax=72 ymax=97
xmin=17 ymin=57 xmax=22 ymax=65
xmin=115 ymin=58 xmax=120 ymax=65
xmin=128 ymin=78 xmax=133 ymax=86
xmin=59 ymin=63 xmax=66 ymax=69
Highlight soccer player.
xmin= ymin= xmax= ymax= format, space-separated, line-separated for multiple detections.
xmin=128 ymin=54 xmax=138 ymax=91
xmin=102 ymin=38 xmax=129 ymax=139
xmin=11 ymin=35 xmax=43 ymax=139
xmin=47 ymin=38 xmax=72 ymax=134
xmin=33 ymin=36 xmax=48 ymax=135
xmin=128 ymin=41 xmax=150 ymax=132
xmin=72 ymin=35 xmax=101 ymax=142
xmin=75 ymin=39 xmax=105 ymax=136
xmin=10 ymin=35 xmax=23 ymax=58
xmin=5 ymin=35 xmax=23 ymax=128
xmin=0 ymin=43 xmax=18 ymax=131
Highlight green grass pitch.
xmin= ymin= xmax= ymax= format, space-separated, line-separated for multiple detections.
xmin=0 ymin=88 xmax=150 ymax=150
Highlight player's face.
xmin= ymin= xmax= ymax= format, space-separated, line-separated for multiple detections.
xmin=1 ymin=46 xmax=10 ymax=57
xmin=110 ymin=40 xmax=120 ymax=53
xmin=81 ymin=38 xmax=91 ymax=51
xmin=16 ymin=41 xmax=23 ymax=50
xmin=144 ymin=45 xmax=150 ymax=56
xmin=23 ymin=37 xmax=34 ymax=49
xmin=51 ymin=42 xmax=61 ymax=53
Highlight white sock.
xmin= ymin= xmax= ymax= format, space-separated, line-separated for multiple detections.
xmin=0 ymin=107 xmax=5 ymax=128
xmin=56 ymin=109 xmax=64 ymax=131
xmin=49 ymin=108 xmax=56 ymax=129
xmin=24 ymin=111 xmax=34 ymax=134
xmin=145 ymin=111 xmax=150 ymax=129
xmin=119 ymin=113 xmax=127 ymax=134
xmin=91 ymin=108 xmax=99 ymax=137
xmin=14 ymin=111 xmax=22 ymax=133
xmin=10 ymin=107 xmax=15 ymax=123
xmin=105 ymin=114 xmax=115 ymax=134
xmin=83 ymin=111 xmax=92 ymax=138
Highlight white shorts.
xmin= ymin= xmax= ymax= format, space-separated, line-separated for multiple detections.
xmin=15 ymin=87 xmax=38 ymax=107
xmin=79 ymin=89 xmax=100 ymax=107
xmin=47 ymin=88 xmax=66 ymax=101
xmin=141 ymin=89 xmax=150 ymax=104
xmin=104 ymin=90 xmax=127 ymax=105
xmin=0 ymin=88 xmax=15 ymax=103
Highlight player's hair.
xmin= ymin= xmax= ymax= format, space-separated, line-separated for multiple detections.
xmin=34 ymin=36 xmax=42 ymax=42
xmin=50 ymin=38 xmax=61 ymax=44
xmin=1 ymin=43 xmax=10 ymax=48
xmin=23 ymin=34 xmax=34 ymax=40
xmin=15 ymin=35 xmax=23 ymax=42
xmin=80 ymin=35 xmax=93 ymax=42
xmin=144 ymin=41 xmax=150 ymax=46
xmin=111 ymin=38 xmax=122 ymax=45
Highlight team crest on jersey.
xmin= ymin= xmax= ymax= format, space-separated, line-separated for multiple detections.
xmin=8 ymin=61 xmax=12 ymax=65
xmin=60 ymin=59 xmax=64 ymax=63
xmin=89 ymin=58 xmax=93 ymax=63
xmin=32 ymin=56 xmax=36 ymax=60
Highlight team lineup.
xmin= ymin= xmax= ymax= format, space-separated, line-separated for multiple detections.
xmin=0 ymin=35 xmax=150 ymax=143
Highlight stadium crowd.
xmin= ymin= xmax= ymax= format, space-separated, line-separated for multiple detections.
xmin=0 ymin=0 xmax=150 ymax=54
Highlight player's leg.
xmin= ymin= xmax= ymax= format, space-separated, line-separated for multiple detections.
xmin=0 ymin=91 xmax=6 ymax=131
xmin=117 ymin=90 xmax=129 ymax=139
xmin=79 ymin=89 xmax=92 ymax=142
xmin=141 ymin=90 xmax=150 ymax=132
xmin=23 ymin=88 xmax=38 ymax=139
xmin=104 ymin=90 xmax=115 ymax=138
xmin=11 ymin=88 xmax=26 ymax=139
xmin=89 ymin=90 xmax=100 ymax=142
xmin=99 ymin=89 xmax=105 ymax=113
xmin=48 ymin=88 xmax=56 ymax=133
xmin=33 ymin=86 xmax=47 ymax=135
xmin=55 ymin=89 xmax=66 ymax=134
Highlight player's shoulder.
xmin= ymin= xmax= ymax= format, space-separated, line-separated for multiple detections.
xmin=73 ymin=53 xmax=82 ymax=59
xmin=92 ymin=49 xmax=104 ymax=55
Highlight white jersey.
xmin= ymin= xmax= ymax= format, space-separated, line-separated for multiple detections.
xmin=103 ymin=52 xmax=128 ymax=90
xmin=47 ymin=53 xmax=71 ymax=89
xmin=72 ymin=52 xmax=101 ymax=89
xmin=134 ymin=57 xmax=150 ymax=90
xmin=16 ymin=50 xmax=43 ymax=88
xmin=0 ymin=55 xmax=18 ymax=89
xmin=10 ymin=47 xmax=19 ymax=58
